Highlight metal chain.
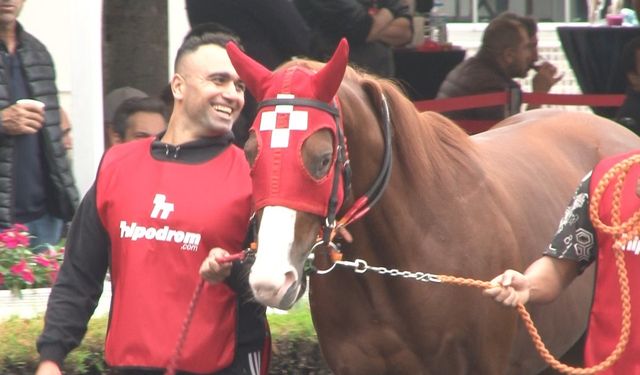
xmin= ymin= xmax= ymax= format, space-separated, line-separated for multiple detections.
xmin=332 ymin=258 xmax=442 ymax=283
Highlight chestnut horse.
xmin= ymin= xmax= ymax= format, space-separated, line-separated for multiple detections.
xmin=227 ymin=40 xmax=640 ymax=374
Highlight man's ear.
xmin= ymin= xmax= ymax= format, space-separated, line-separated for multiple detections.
xmin=109 ymin=127 xmax=123 ymax=145
xmin=171 ymin=73 xmax=185 ymax=100
xmin=502 ymin=47 xmax=515 ymax=66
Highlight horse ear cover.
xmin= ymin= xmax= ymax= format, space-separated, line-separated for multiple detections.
xmin=225 ymin=39 xmax=350 ymax=217
xmin=226 ymin=38 xmax=349 ymax=102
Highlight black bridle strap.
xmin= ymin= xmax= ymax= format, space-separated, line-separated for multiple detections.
xmin=337 ymin=94 xmax=393 ymax=227
xmin=258 ymin=98 xmax=340 ymax=117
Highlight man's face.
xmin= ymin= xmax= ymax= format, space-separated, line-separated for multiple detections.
xmin=123 ymin=111 xmax=166 ymax=142
xmin=508 ymin=28 xmax=533 ymax=78
xmin=174 ymin=44 xmax=245 ymax=137
xmin=527 ymin=35 xmax=539 ymax=68
xmin=0 ymin=0 xmax=24 ymax=27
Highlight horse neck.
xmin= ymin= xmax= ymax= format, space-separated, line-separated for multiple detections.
xmin=342 ymin=110 xmax=484 ymax=265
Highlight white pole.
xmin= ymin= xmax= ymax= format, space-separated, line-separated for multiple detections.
xmin=71 ymin=0 xmax=104 ymax=197
xmin=472 ymin=0 xmax=479 ymax=23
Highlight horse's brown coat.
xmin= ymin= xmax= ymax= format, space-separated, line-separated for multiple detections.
xmin=253 ymin=60 xmax=640 ymax=374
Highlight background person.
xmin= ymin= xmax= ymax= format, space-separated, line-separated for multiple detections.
xmin=0 ymin=0 xmax=78 ymax=248
xmin=110 ymin=96 xmax=167 ymax=144
xmin=103 ymin=86 xmax=148 ymax=147
xmin=36 ymin=30 xmax=269 ymax=375
xmin=436 ymin=16 xmax=561 ymax=122
xmin=294 ymin=0 xmax=413 ymax=78
xmin=494 ymin=11 xmax=562 ymax=111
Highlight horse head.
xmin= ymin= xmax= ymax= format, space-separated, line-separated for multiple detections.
xmin=227 ymin=39 xmax=351 ymax=309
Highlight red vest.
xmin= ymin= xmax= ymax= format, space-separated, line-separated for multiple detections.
xmin=96 ymin=138 xmax=252 ymax=374
xmin=585 ymin=150 xmax=640 ymax=374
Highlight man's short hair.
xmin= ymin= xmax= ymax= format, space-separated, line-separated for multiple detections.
xmin=174 ymin=23 xmax=243 ymax=73
xmin=112 ymin=97 xmax=166 ymax=139
xmin=478 ymin=19 xmax=527 ymax=59
xmin=495 ymin=12 xmax=538 ymax=38
xmin=104 ymin=86 xmax=148 ymax=124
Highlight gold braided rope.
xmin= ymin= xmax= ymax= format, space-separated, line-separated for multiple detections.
xmin=439 ymin=155 xmax=639 ymax=374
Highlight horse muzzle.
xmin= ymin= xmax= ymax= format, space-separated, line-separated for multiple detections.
xmin=249 ymin=266 xmax=302 ymax=309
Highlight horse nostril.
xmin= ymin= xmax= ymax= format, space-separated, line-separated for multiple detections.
xmin=284 ymin=270 xmax=297 ymax=289
xmin=251 ymin=282 xmax=278 ymax=300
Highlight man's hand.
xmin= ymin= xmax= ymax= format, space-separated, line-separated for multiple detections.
xmin=35 ymin=360 xmax=62 ymax=375
xmin=483 ymin=269 xmax=531 ymax=307
xmin=199 ymin=247 xmax=233 ymax=284
xmin=531 ymin=61 xmax=563 ymax=93
xmin=1 ymin=101 xmax=45 ymax=135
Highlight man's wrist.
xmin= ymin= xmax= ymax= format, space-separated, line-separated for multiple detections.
xmin=38 ymin=344 xmax=67 ymax=368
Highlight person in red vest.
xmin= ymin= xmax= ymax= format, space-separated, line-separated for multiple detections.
xmin=35 ymin=29 xmax=270 ymax=375
xmin=484 ymin=150 xmax=640 ymax=374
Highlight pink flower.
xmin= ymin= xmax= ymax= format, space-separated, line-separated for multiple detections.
xmin=0 ymin=225 xmax=30 ymax=249
xmin=10 ymin=259 xmax=35 ymax=284
xmin=34 ymin=255 xmax=52 ymax=268
xmin=13 ymin=224 xmax=28 ymax=232
xmin=0 ymin=273 xmax=4 ymax=285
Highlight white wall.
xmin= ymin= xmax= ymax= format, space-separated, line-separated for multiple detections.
xmin=20 ymin=0 xmax=73 ymax=109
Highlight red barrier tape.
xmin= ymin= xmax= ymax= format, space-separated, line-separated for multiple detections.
xmin=414 ymin=92 xmax=507 ymax=112
xmin=413 ymin=92 xmax=626 ymax=113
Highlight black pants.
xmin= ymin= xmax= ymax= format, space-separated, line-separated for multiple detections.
xmin=109 ymin=343 xmax=269 ymax=375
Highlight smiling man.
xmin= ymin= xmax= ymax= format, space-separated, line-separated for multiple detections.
xmin=36 ymin=30 xmax=270 ymax=375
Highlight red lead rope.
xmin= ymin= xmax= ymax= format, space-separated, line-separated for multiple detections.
xmin=164 ymin=251 xmax=248 ymax=375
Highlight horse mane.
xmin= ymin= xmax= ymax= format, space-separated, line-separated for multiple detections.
xmin=367 ymin=77 xmax=479 ymax=187
xmin=278 ymin=59 xmax=480 ymax=188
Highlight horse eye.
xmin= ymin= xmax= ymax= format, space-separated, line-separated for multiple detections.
xmin=302 ymin=129 xmax=334 ymax=179
xmin=318 ymin=153 xmax=332 ymax=173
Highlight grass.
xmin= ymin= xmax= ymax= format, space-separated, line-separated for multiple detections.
xmin=267 ymin=298 xmax=317 ymax=338
xmin=0 ymin=298 xmax=320 ymax=374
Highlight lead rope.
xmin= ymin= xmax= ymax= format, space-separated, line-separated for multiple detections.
xmin=165 ymin=279 xmax=205 ymax=375
xmin=164 ymin=251 xmax=248 ymax=375
xmin=439 ymin=157 xmax=636 ymax=374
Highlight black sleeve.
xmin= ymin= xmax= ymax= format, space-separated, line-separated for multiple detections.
xmin=544 ymin=173 xmax=597 ymax=273
xmin=252 ymin=0 xmax=311 ymax=57
xmin=379 ymin=0 xmax=412 ymax=20
xmin=36 ymin=183 xmax=110 ymax=365
xmin=227 ymin=257 xmax=268 ymax=348
xmin=298 ymin=0 xmax=373 ymax=45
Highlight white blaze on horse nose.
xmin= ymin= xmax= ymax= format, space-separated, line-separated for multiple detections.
xmin=250 ymin=206 xmax=298 ymax=306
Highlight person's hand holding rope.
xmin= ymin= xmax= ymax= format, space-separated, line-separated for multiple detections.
xmin=483 ymin=269 xmax=531 ymax=307
xmin=199 ymin=247 xmax=233 ymax=283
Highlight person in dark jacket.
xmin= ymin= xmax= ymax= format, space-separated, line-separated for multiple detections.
xmin=436 ymin=15 xmax=561 ymax=122
xmin=35 ymin=31 xmax=269 ymax=375
xmin=0 ymin=0 xmax=78 ymax=248
xmin=294 ymin=0 xmax=413 ymax=78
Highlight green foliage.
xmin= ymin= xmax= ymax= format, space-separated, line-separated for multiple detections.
xmin=0 ymin=300 xmax=330 ymax=374
xmin=0 ymin=317 xmax=107 ymax=375
xmin=267 ymin=299 xmax=318 ymax=338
